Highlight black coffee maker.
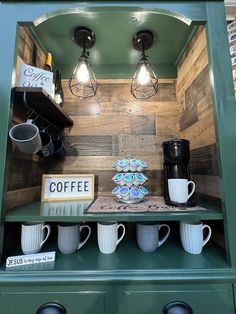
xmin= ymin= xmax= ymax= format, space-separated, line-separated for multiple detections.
xmin=162 ymin=138 xmax=195 ymax=207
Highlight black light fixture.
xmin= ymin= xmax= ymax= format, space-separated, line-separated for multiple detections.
xmin=131 ymin=30 xmax=158 ymax=99
xmin=68 ymin=26 xmax=97 ymax=99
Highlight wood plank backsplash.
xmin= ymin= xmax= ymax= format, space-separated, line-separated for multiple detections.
xmin=49 ymin=79 xmax=178 ymax=196
xmin=7 ymin=25 xmax=220 ymax=209
xmin=177 ymin=26 xmax=220 ymax=206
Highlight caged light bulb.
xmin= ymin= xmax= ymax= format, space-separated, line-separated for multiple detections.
xmin=75 ymin=62 xmax=90 ymax=83
xmin=137 ymin=64 xmax=150 ymax=85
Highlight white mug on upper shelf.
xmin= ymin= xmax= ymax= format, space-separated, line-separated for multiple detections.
xmin=168 ymin=178 xmax=195 ymax=203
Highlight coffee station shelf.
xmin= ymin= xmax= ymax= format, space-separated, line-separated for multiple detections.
xmin=5 ymin=198 xmax=223 ymax=222
xmin=0 ymin=231 xmax=230 ymax=277
xmin=13 ymin=87 xmax=73 ymax=129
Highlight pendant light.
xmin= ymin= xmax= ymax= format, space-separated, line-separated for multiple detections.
xmin=131 ymin=30 xmax=158 ymax=99
xmin=68 ymin=26 xmax=97 ymax=99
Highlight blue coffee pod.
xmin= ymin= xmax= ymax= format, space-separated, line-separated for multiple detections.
xmin=112 ymin=186 xmax=121 ymax=198
xmin=124 ymin=173 xmax=134 ymax=187
xmin=134 ymin=173 xmax=146 ymax=185
xmin=137 ymin=159 xmax=148 ymax=171
xmin=112 ymin=186 xmax=120 ymax=195
xmin=130 ymin=159 xmax=139 ymax=171
xmin=139 ymin=160 xmax=148 ymax=168
xmin=120 ymin=186 xmax=130 ymax=200
xmin=119 ymin=159 xmax=129 ymax=171
xmin=112 ymin=160 xmax=119 ymax=168
xmin=139 ymin=186 xmax=149 ymax=196
xmin=112 ymin=173 xmax=124 ymax=185
xmin=130 ymin=186 xmax=140 ymax=199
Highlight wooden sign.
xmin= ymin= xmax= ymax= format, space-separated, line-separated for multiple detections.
xmin=41 ymin=174 xmax=95 ymax=202
xmin=18 ymin=63 xmax=53 ymax=96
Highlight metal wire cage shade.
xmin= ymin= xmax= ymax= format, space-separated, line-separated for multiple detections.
xmin=131 ymin=30 xmax=158 ymax=99
xmin=131 ymin=57 xmax=158 ymax=99
xmin=68 ymin=27 xmax=97 ymax=99
xmin=68 ymin=53 xmax=97 ymax=99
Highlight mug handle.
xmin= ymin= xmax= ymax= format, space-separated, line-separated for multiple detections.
xmin=78 ymin=225 xmax=92 ymax=250
xmin=158 ymin=224 xmax=170 ymax=247
xmin=187 ymin=181 xmax=195 ymax=199
xmin=26 ymin=119 xmax=33 ymax=124
xmin=40 ymin=224 xmax=51 ymax=248
xmin=116 ymin=224 xmax=126 ymax=246
xmin=202 ymin=224 xmax=212 ymax=247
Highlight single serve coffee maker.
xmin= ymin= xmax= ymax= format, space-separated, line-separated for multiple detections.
xmin=162 ymin=139 xmax=195 ymax=207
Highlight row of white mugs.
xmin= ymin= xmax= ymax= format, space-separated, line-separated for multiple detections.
xmin=21 ymin=220 xmax=211 ymax=256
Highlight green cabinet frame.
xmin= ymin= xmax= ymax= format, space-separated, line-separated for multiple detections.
xmin=0 ymin=1 xmax=236 ymax=312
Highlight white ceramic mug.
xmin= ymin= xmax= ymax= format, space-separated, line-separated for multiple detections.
xmin=136 ymin=222 xmax=170 ymax=253
xmin=21 ymin=222 xmax=51 ymax=255
xmin=58 ymin=223 xmax=91 ymax=254
xmin=9 ymin=119 xmax=42 ymax=154
xmin=180 ymin=221 xmax=212 ymax=254
xmin=168 ymin=178 xmax=195 ymax=203
xmin=97 ymin=222 xmax=125 ymax=254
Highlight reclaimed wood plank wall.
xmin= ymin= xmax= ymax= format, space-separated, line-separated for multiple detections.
xmin=7 ymin=25 xmax=220 ymax=208
xmin=176 ymin=26 xmax=220 ymax=206
xmin=49 ymin=78 xmax=179 ymax=196
xmin=6 ymin=26 xmax=47 ymax=210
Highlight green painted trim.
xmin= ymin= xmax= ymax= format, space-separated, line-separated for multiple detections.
xmin=205 ymin=2 xmax=236 ymax=267
xmin=0 ymin=6 xmax=20 ymax=261
xmin=0 ymin=2 xmax=207 ymax=24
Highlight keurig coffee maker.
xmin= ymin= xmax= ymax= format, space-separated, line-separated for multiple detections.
xmin=162 ymin=139 xmax=195 ymax=207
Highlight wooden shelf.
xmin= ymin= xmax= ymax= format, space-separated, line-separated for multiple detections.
xmin=5 ymin=198 xmax=223 ymax=222
xmin=13 ymin=87 xmax=73 ymax=129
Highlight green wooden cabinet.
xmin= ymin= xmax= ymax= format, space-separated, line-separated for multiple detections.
xmin=1 ymin=1 xmax=236 ymax=314
xmin=0 ymin=285 xmax=107 ymax=314
xmin=122 ymin=284 xmax=235 ymax=314
xmin=0 ymin=282 xmax=234 ymax=314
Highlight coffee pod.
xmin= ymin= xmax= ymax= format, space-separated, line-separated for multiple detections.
xmin=112 ymin=173 xmax=125 ymax=185
xmin=118 ymin=159 xmax=129 ymax=172
xmin=130 ymin=186 xmax=141 ymax=200
xmin=134 ymin=173 xmax=146 ymax=186
xmin=139 ymin=186 xmax=149 ymax=198
xmin=112 ymin=160 xmax=121 ymax=171
xmin=137 ymin=159 xmax=148 ymax=171
xmin=120 ymin=186 xmax=130 ymax=200
xmin=124 ymin=173 xmax=134 ymax=187
xmin=112 ymin=186 xmax=121 ymax=198
xmin=130 ymin=159 xmax=139 ymax=171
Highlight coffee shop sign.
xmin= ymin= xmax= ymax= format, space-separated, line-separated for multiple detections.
xmin=41 ymin=174 xmax=95 ymax=202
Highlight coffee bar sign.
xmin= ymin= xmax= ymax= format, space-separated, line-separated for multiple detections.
xmin=18 ymin=63 xmax=53 ymax=96
xmin=41 ymin=174 xmax=95 ymax=202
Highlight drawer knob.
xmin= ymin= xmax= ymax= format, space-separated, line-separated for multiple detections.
xmin=36 ymin=302 xmax=66 ymax=314
xmin=162 ymin=301 xmax=193 ymax=314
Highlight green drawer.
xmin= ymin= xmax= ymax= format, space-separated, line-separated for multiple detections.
xmin=121 ymin=283 xmax=235 ymax=314
xmin=0 ymin=289 xmax=107 ymax=314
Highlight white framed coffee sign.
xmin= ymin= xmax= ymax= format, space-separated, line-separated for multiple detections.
xmin=41 ymin=174 xmax=95 ymax=202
